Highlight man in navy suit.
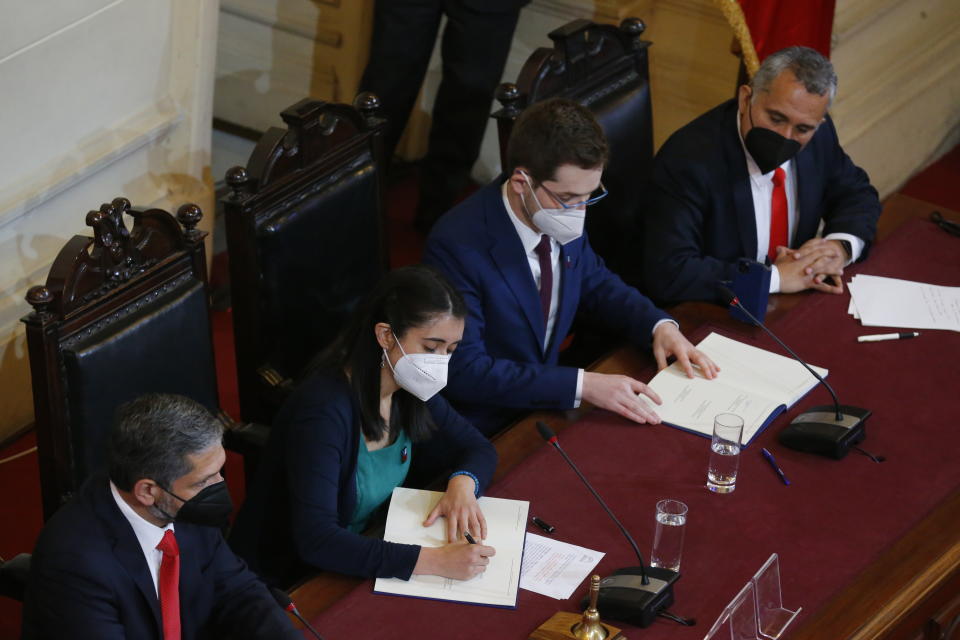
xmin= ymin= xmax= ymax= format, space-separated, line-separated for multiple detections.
xmin=424 ymin=98 xmax=718 ymax=436
xmin=23 ymin=394 xmax=300 ymax=640
xmin=643 ymin=46 xmax=881 ymax=304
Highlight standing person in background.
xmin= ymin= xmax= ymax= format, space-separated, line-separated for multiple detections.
xmin=360 ymin=0 xmax=529 ymax=234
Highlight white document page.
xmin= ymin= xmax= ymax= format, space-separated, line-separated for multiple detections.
xmin=374 ymin=487 xmax=529 ymax=608
xmin=519 ymin=533 xmax=604 ymax=600
xmin=641 ymin=333 xmax=827 ymax=444
xmin=848 ymin=274 xmax=960 ymax=332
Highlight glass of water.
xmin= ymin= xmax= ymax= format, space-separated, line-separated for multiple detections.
xmin=707 ymin=413 xmax=744 ymax=493
xmin=650 ymin=499 xmax=687 ymax=572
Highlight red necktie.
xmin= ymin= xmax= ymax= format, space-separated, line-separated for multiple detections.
xmin=156 ymin=529 xmax=181 ymax=640
xmin=768 ymin=167 xmax=788 ymax=263
xmin=534 ymin=235 xmax=552 ymax=328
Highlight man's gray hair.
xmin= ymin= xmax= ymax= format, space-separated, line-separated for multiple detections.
xmin=751 ymin=46 xmax=838 ymax=105
xmin=107 ymin=393 xmax=224 ymax=491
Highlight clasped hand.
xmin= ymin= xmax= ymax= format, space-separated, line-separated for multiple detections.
xmin=775 ymin=238 xmax=847 ymax=294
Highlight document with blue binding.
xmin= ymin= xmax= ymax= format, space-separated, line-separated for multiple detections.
xmin=639 ymin=332 xmax=828 ymax=445
xmin=374 ymin=487 xmax=529 ymax=608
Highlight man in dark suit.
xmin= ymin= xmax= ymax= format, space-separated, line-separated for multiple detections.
xmin=643 ymin=46 xmax=881 ymax=304
xmin=22 ymin=394 xmax=300 ymax=640
xmin=360 ymin=0 xmax=529 ymax=233
xmin=424 ymin=98 xmax=717 ymax=436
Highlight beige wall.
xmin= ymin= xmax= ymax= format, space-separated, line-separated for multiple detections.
xmin=0 ymin=0 xmax=220 ymax=443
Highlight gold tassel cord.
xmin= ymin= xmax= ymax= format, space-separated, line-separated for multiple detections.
xmin=714 ymin=0 xmax=760 ymax=78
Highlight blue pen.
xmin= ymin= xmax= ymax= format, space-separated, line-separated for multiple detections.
xmin=761 ymin=448 xmax=791 ymax=486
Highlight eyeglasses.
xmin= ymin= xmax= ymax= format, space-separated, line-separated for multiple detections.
xmin=538 ymin=181 xmax=609 ymax=209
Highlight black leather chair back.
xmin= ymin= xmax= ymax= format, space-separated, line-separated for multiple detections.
xmin=221 ymin=94 xmax=388 ymax=424
xmin=493 ymin=18 xmax=653 ymax=287
xmin=22 ymin=198 xmax=215 ymax=520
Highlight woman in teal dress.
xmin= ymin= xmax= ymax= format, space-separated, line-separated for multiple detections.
xmin=231 ymin=266 xmax=498 ymax=585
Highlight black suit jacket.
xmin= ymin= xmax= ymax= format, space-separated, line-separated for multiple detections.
xmin=22 ymin=474 xmax=300 ymax=640
xmin=643 ymin=98 xmax=881 ymax=304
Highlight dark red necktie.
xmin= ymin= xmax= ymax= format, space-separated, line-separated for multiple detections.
xmin=156 ymin=529 xmax=181 ymax=640
xmin=768 ymin=167 xmax=788 ymax=263
xmin=534 ymin=235 xmax=552 ymax=328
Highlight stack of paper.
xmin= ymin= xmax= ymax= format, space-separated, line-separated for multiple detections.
xmin=847 ymin=275 xmax=960 ymax=332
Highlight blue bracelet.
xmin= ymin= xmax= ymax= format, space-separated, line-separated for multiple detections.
xmin=448 ymin=470 xmax=480 ymax=497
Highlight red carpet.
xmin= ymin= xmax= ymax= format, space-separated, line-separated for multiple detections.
xmin=0 ymin=146 xmax=954 ymax=636
xmin=899 ymin=144 xmax=960 ymax=212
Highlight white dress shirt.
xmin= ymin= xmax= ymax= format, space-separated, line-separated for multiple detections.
xmin=502 ymin=182 xmax=583 ymax=405
xmin=110 ymin=481 xmax=175 ymax=596
xmin=736 ymin=112 xmax=864 ymax=292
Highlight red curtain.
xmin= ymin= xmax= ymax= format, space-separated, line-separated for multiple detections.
xmin=739 ymin=0 xmax=837 ymax=61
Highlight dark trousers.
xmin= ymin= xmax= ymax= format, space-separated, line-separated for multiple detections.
xmin=360 ymin=0 xmax=522 ymax=226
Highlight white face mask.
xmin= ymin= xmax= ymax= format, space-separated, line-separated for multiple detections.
xmin=520 ymin=171 xmax=586 ymax=245
xmin=383 ymin=333 xmax=450 ymax=401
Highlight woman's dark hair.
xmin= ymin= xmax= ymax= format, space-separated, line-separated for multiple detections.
xmin=310 ymin=265 xmax=467 ymax=442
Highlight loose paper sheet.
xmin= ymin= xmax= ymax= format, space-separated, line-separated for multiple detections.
xmin=848 ymin=274 xmax=960 ymax=332
xmin=519 ymin=533 xmax=605 ymax=600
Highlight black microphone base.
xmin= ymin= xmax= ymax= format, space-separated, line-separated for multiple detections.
xmin=778 ymin=404 xmax=871 ymax=459
xmin=579 ymin=566 xmax=680 ymax=628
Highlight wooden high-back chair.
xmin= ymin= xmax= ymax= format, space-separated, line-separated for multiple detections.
xmin=221 ymin=94 xmax=388 ymax=425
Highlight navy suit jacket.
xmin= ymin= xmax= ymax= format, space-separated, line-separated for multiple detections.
xmin=424 ymin=179 xmax=671 ymax=435
xmin=23 ymin=474 xmax=300 ymax=640
xmin=643 ymin=98 xmax=881 ymax=304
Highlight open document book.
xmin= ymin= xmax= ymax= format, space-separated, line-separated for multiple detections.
xmin=640 ymin=332 xmax=828 ymax=445
xmin=373 ymin=487 xmax=529 ymax=608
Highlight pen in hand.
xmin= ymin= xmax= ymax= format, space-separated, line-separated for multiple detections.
xmin=464 ymin=531 xmax=477 ymax=544
xmin=761 ymin=447 xmax=791 ymax=486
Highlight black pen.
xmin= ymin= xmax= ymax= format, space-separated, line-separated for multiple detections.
xmin=464 ymin=531 xmax=477 ymax=544
xmin=531 ymin=516 xmax=555 ymax=534
xmin=761 ymin=447 xmax=791 ymax=486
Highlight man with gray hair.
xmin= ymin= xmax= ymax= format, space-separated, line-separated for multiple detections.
xmin=642 ymin=46 xmax=881 ymax=304
xmin=23 ymin=393 xmax=301 ymax=639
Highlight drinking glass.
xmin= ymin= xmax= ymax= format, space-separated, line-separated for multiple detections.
xmin=650 ymin=499 xmax=688 ymax=572
xmin=707 ymin=413 xmax=744 ymax=493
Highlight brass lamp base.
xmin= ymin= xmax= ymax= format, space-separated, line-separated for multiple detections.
xmin=528 ymin=612 xmax=624 ymax=640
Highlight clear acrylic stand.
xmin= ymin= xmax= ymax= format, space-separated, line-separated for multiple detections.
xmin=702 ymin=554 xmax=801 ymax=640
xmin=753 ymin=554 xmax=801 ymax=638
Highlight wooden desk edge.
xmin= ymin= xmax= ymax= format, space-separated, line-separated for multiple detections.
xmin=788 ymin=488 xmax=960 ymax=640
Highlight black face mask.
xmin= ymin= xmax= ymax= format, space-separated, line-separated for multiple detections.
xmin=743 ymin=104 xmax=802 ymax=174
xmin=157 ymin=481 xmax=233 ymax=528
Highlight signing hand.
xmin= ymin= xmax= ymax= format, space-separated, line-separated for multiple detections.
xmin=413 ymin=541 xmax=496 ymax=581
xmin=423 ymin=474 xmax=487 ymax=543
xmin=652 ymin=322 xmax=720 ymax=379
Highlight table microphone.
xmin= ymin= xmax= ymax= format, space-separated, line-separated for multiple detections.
xmin=270 ymin=586 xmax=326 ymax=640
xmin=536 ymin=421 xmax=679 ymax=628
xmin=717 ymin=284 xmax=871 ymax=458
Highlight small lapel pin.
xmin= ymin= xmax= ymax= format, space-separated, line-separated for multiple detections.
xmin=400 ymin=446 xmax=409 ymax=464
